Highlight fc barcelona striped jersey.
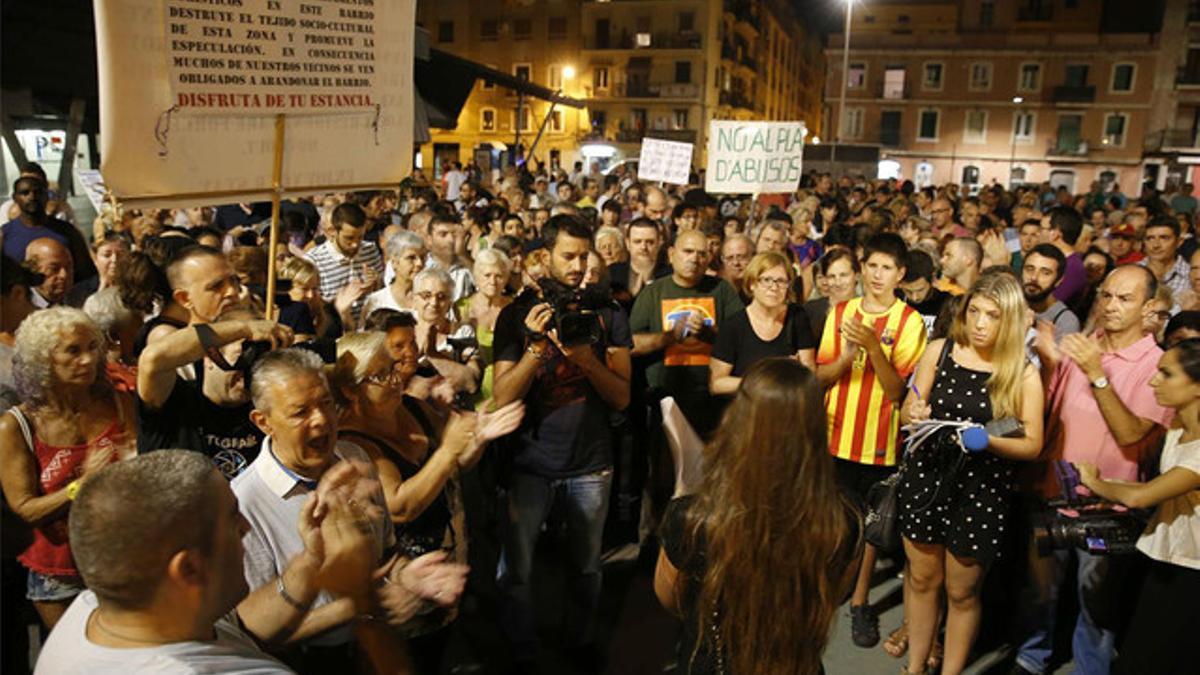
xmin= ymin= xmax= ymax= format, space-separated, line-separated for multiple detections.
xmin=817 ymin=297 xmax=927 ymax=466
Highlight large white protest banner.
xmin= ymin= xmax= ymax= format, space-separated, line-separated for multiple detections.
xmin=637 ymin=137 xmax=693 ymax=185
xmin=94 ymin=0 xmax=414 ymax=209
xmin=705 ymin=121 xmax=806 ymax=194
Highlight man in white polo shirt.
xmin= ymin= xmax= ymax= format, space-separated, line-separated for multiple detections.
xmin=233 ymin=349 xmax=467 ymax=673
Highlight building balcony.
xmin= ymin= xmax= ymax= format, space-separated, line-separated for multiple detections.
xmin=615 ymin=128 xmax=697 ymax=144
xmin=1146 ymin=128 xmax=1200 ymax=151
xmin=879 ymin=82 xmax=910 ymax=100
xmin=1052 ymin=85 xmax=1095 ymax=103
xmin=1017 ymin=6 xmax=1054 ymax=21
xmin=1177 ymin=69 xmax=1200 ymax=87
xmin=1047 ymin=138 xmax=1090 ymax=156
xmin=718 ymin=90 xmax=754 ymax=109
xmin=1190 ymin=0 xmax=1200 ymax=22
xmin=594 ymin=81 xmax=701 ymax=100
xmin=584 ymin=31 xmax=702 ymax=51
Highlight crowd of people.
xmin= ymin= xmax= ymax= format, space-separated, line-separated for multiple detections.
xmin=1 ymin=155 xmax=1199 ymax=675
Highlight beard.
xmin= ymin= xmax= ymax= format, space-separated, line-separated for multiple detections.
xmin=1024 ymin=284 xmax=1055 ymax=305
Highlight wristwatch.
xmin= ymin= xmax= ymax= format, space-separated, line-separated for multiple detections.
xmin=1090 ymin=375 xmax=1110 ymax=390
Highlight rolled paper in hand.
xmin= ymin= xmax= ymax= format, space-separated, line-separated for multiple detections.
xmin=661 ymin=397 xmax=705 ymax=497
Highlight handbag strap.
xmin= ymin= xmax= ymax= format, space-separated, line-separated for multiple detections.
xmin=7 ymin=407 xmax=34 ymax=451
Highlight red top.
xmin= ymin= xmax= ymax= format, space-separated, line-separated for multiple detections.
xmin=17 ymin=418 xmax=122 ymax=577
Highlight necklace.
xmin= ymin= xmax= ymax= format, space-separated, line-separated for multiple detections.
xmin=91 ymin=611 xmax=170 ymax=646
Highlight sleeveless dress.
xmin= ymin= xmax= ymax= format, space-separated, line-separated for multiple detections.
xmin=897 ymin=351 xmax=1014 ymax=564
xmin=8 ymin=408 xmax=123 ymax=576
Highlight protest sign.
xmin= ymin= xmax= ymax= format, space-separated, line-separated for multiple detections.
xmin=705 ymin=121 xmax=806 ymax=194
xmin=94 ymin=0 xmax=415 ymax=209
xmin=637 ymin=137 xmax=693 ymax=185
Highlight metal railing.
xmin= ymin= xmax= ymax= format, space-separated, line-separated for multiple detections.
xmin=1052 ymin=85 xmax=1095 ymax=103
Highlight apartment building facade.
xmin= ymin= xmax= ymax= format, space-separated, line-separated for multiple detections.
xmin=417 ymin=0 xmax=824 ymax=175
xmin=825 ymin=0 xmax=1165 ymax=194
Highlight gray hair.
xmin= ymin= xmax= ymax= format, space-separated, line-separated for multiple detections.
xmin=249 ymin=348 xmax=328 ymax=413
xmin=750 ymin=219 xmax=788 ymax=244
xmin=473 ymin=247 xmax=512 ymax=277
xmin=413 ymin=267 xmax=453 ymax=293
xmin=82 ymin=287 xmax=140 ymax=335
xmin=12 ymin=307 xmax=108 ymax=406
xmin=383 ymin=229 xmax=425 ymax=260
xmin=70 ymin=450 xmax=219 ymax=609
xmin=594 ymin=226 xmax=625 ymax=250
xmin=330 ymin=331 xmax=388 ymax=406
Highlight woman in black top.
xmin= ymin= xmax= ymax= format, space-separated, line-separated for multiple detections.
xmin=333 ymin=322 xmax=523 ymax=669
xmin=709 ymin=251 xmax=815 ymax=395
xmin=656 ymin=359 xmax=861 ymax=674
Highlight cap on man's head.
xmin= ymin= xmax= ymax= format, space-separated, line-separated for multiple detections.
xmin=1109 ymin=223 xmax=1137 ymax=239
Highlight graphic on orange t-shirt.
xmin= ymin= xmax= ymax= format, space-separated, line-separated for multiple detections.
xmin=662 ymin=297 xmax=716 ymax=366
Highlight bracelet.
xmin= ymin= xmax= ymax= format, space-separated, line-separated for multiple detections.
xmin=65 ymin=479 xmax=82 ymax=501
xmin=526 ymin=345 xmax=552 ymax=361
xmin=276 ymin=577 xmax=309 ymax=612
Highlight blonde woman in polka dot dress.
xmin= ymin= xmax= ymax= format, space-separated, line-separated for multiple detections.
xmin=896 ymin=273 xmax=1045 ymax=675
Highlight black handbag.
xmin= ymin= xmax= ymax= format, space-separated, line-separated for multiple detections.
xmin=863 ymin=339 xmax=953 ymax=552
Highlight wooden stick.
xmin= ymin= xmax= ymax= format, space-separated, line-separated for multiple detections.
xmin=264 ymin=114 xmax=286 ymax=321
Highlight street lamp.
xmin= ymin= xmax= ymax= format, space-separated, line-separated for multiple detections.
xmin=1009 ymin=96 xmax=1024 ymax=188
xmin=832 ymin=0 xmax=854 ymax=176
xmin=562 ymin=65 xmax=576 ymax=82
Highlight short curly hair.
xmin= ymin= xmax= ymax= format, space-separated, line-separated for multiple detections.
xmin=13 ymin=307 xmax=110 ymax=407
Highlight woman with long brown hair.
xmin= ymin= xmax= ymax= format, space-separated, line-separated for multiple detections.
xmin=654 ymin=358 xmax=861 ymax=674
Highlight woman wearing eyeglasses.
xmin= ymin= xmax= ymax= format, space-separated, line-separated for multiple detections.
xmin=332 ymin=326 xmax=523 ymax=669
xmin=709 ymin=251 xmax=816 ymax=396
xmin=413 ymin=268 xmax=483 ymax=397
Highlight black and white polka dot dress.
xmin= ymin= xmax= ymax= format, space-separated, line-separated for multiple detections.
xmin=897 ymin=354 xmax=1014 ymax=564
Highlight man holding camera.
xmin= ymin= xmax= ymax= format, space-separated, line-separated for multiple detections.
xmin=1012 ymin=265 xmax=1174 ymax=675
xmin=492 ymin=214 xmax=632 ymax=671
xmin=137 ymin=309 xmax=293 ymax=479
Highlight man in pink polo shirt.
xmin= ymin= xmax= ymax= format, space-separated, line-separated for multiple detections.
xmin=1012 ymin=265 xmax=1173 ymax=675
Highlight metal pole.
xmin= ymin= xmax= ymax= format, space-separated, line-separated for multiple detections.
xmin=527 ymin=97 xmax=560 ymax=163
xmin=265 ymin=114 xmax=286 ymax=320
xmin=833 ymin=0 xmax=852 ymax=177
xmin=514 ymin=91 xmax=524 ymax=166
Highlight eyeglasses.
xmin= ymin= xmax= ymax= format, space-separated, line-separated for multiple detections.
xmin=756 ymin=277 xmax=790 ymax=289
xmin=363 ymin=369 xmax=402 ymax=387
xmin=931 ymin=208 xmax=952 ymax=215
xmin=416 ymin=291 xmax=450 ymax=302
xmin=1153 ymin=310 xmax=1172 ymax=322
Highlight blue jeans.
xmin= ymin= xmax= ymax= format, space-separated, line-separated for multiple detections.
xmin=497 ymin=468 xmax=612 ymax=656
xmin=1015 ymin=545 xmax=1117 ymax=675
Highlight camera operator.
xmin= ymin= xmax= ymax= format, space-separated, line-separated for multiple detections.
xmin=1075 ymin=338 xmax=1200 ymax=675
xmin=1012 ymin=265 xmax=1175 ymax=675
xmin=136 ymin=309 xmax=293 ymax=479
xmin=491 ymin=213 xmax=632 ymax=670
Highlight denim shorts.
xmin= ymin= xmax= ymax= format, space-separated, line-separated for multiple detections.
xmin=26 ymin=569 xmax=84 ymax=602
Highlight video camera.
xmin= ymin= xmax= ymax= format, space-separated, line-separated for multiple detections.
xmin=517 ymin=277 xmax=612 ymax=348
xmin=1031 ymin=461 xmax=1148 ymax=556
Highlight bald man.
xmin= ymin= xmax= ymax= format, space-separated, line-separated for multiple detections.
xmin=641 ymin=185 xmax=669 ymax=223
xmin=24 ymin=237 xmax=74 ymax=307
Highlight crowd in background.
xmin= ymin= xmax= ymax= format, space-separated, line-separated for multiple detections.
xmin=1 ymin=154 xmax=1199 ymax=675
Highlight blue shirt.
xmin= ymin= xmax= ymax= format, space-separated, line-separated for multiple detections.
xmin=1 ymin=218 xmax=70 ymax=261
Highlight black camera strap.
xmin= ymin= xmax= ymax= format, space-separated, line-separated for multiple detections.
xmin=195 ymin=324 xmax=237 ymax=371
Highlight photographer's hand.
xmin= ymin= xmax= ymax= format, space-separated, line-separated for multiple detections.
xmin=547 ymin=329 xmax=597 ymax=366
xmin=524 ymin=303 xmax=554 ymax=336
xmin=242 ymin=320 xmax=294 ymax=349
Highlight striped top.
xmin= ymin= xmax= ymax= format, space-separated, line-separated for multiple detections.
xmin=817 ymin=297 xmax=927 ymax=467
xmin=304 ymin=239 xmax=384 ymax=319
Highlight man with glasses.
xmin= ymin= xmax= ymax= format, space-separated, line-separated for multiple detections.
xmin=719 ymin=233 xmax=755 ymax=299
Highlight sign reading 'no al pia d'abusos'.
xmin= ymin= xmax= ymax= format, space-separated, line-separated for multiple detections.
xmin=705 ymin=121 xmax=806 ymax=195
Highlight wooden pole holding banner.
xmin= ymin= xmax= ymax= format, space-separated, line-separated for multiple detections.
xmin=264 ymin=114 xmax=286 ymax=320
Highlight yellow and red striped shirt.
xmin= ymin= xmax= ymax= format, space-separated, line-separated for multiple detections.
xmin=817 ymin=297 xmax=927 ymax=466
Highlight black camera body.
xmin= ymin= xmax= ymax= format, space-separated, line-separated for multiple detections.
xmin=518 ymin=278 xmax=612 ymax=348
xmin=231 ymin=338 xmax=338 ymax=387
xmin=1032 ymin=498 xmax=1147 ymax=556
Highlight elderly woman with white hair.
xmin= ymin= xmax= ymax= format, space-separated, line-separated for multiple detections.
xmin=0 ymin=307 xmax=136 ymax=629
xmin=413 ymin=268 xmax=482 ymax=398
xmin=594 ymin=225 xmax=627 ymax=268
xmin=362 ymin=229 xmax=427 ymax=325
xmin=456 ymin=248 xmax=513 ymax=403
xmin=82 ymin=287 xmax=144 ymax=393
